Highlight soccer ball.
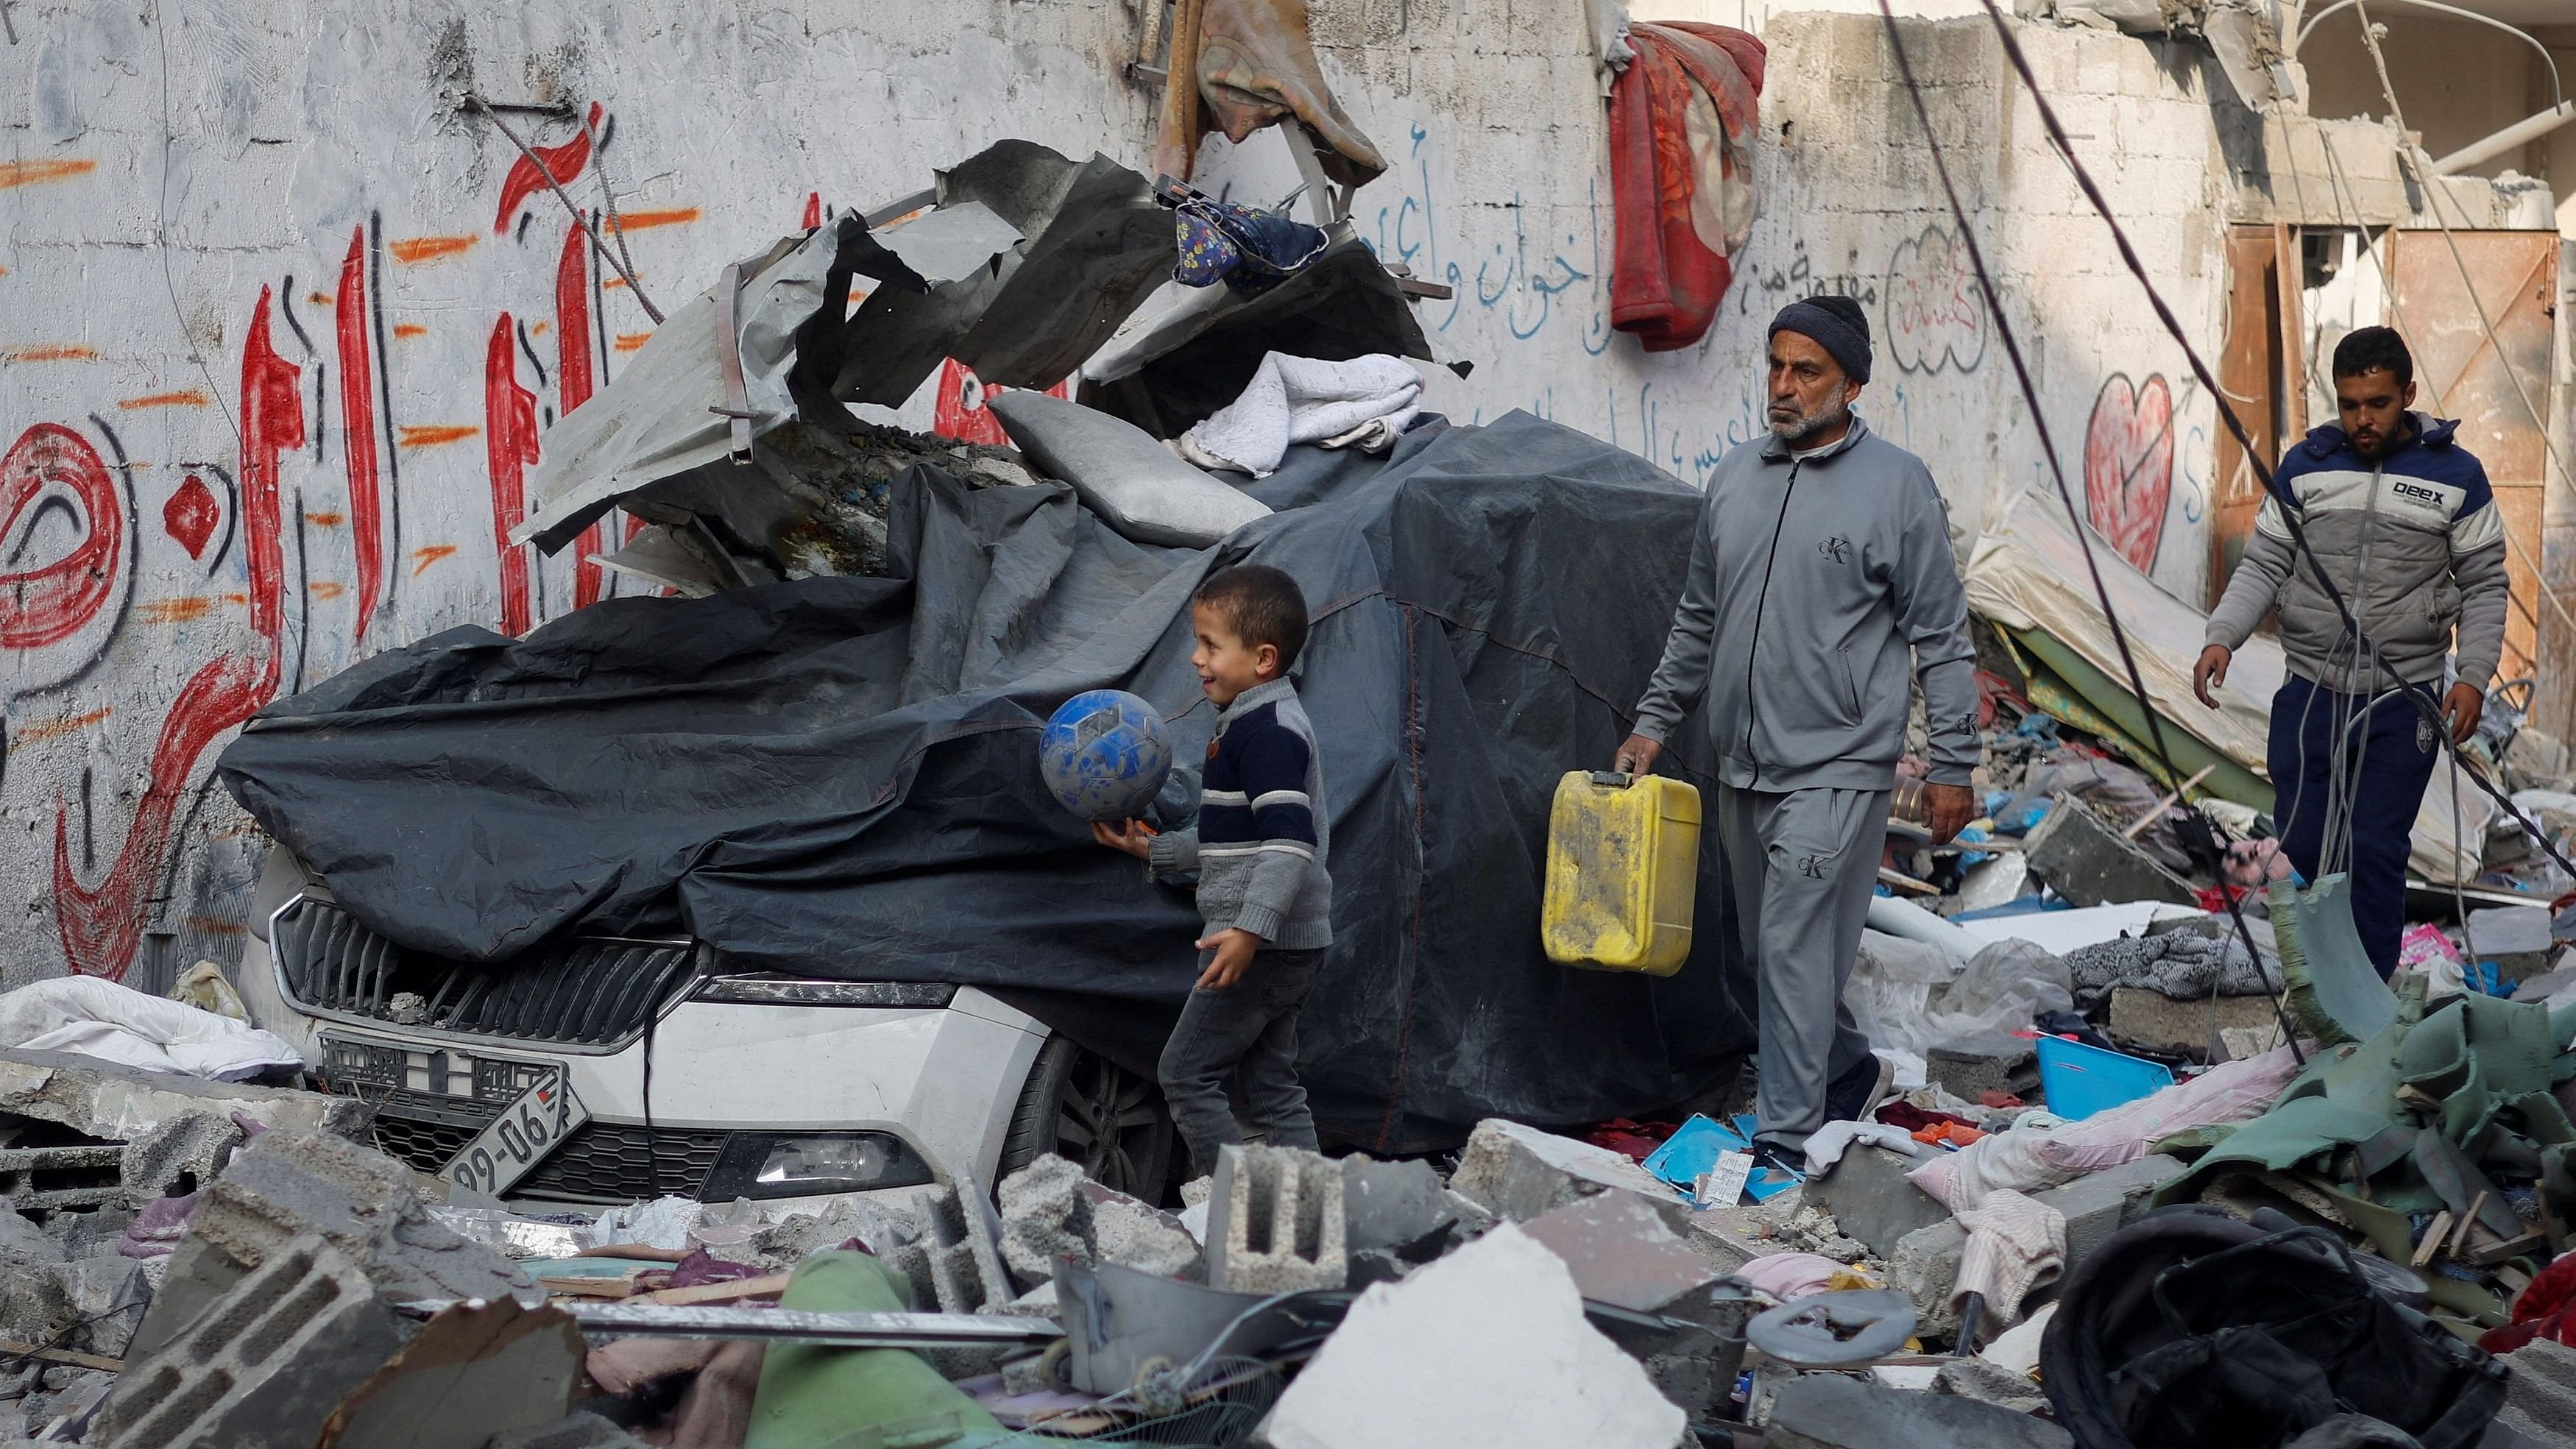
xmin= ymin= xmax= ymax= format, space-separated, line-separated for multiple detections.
xmin=1039 ymin=690 xmax=1175 ymax=821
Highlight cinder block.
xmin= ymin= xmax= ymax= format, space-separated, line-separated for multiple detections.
xmin=1448 ymin=1119 xmax=1690 ymax=1233
xmin=1208 ymin=1144 xmax=1346 ymax=1294
xmin=119 ymin=1113 xmax=244 ymax=1207
xmin=0 ymin=1145 xmax=124 ymax=1215
xmin=127 ymin=1129 xmax=532 ymax=1364
xmin=1887 ymin=1219 xmax=1967 ymax=1341
xmin=2023 ymin=793 xmax=2199 ymax=907
xmin=998 ymin=1155 xmax=1091 ymax=1286
xmin=2031 ymin=1154 xmax=2185 ymax=1272
xmin=1802 ymin=1147 xmax=1952 ymax=1258
xmin=1927 ymin=1031 xmax=2039 ymax=1103
xmin=2107 ymin=987 xmax=2281 ymax=1059
xmin=888 ymin=1181 xmax=1012 ymax=1315
xmin=93 ymin=1236 xmax=406 ymax=1449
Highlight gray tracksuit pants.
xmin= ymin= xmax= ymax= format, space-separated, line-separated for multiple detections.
xmin=1713 ymin=782 xmax=1889 ymax=1154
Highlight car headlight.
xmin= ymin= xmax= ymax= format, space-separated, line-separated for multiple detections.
xmin=701 ymin=1131 xmax=936 ymax=1200
xmin=690 ymin=977 xmax=958 ymax=1008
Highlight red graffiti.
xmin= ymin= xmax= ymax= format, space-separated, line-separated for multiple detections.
xmin=0 ymin=423 xmax=122 ymax=648
xmin=556 ymin=223 xmax=609 ymax=609
xmin=163 ymin=472 xmax=218 ymax=559
xmin=493 ymin=102 xmax=602 ymax=235
xmin=486 ymin=312 xmax=541 ymax=636
xmin=2083 ymin=372 xmax=2175 ymax=573
xmin=53 ymin=288 xmax=300 ymax=979
xmin=802 ymin=191 xmax=821 ymax=230
xmin=337 ymin=227 xmax=388 ymax=644
xmin=931 ymin=358 xmax=1069 ymax=447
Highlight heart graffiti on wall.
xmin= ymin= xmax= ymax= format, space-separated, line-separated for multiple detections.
xmin=2083 ymin=372 xmax=2174 ymax=572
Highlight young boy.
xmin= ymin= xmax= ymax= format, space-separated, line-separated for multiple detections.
xmin=1094 ymin=564 xmax=1333 ymax=1175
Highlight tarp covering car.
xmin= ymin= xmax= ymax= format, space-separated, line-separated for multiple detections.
xmin=216 ymin=412 xmax=1749 ymax=1151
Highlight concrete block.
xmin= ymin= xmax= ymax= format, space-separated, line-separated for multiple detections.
xmin=1209 ymin=1144 xmax=1346 ymax=1294
xmin=94 ymin=1236 xmax=406 ymax=1449
xmin=2108 ymin=987 xmax=2282 ymax=1059
xmin=2031 ymin=1154 xmax=2185 ymax=1272
xmin=887 ymin=1181 xmax=1012 ymax=1315
xmin=1254 ymin=1225 xmax=1686 ymax=1449
xmin=486 ymin=1411 xmax=654 ymax=1449
xmin=2471 ymin=907 xmax=2557 ymax=983
xmin=1081 ymin=1180 xmax=1203 ymax=1282
xmin=998 ymin=1155 xmax=1091 ymax=1286
xmin=0 ymin=1255 xmax=153 ymax=1358
xmin=1887 ymin=1219 xmax=1967 ymax=1341
xmin=1766 ymin=1372 xmax=2072 ymax=1448
xmin=118 ymin=1113 xmax=243 ymax=1206
xmin=1927 ymin=1031 xmax=2039 ymax=1102
xmin=0 ymin=1049 xmax=363 ymax=1144
xmin=1802 ymin=1146 xmax=1952 ymax=1257
xmin=1932 ymin=1357 xmax=2046 ymax=1414
xmin=2023 ymin=793 xmax=2199 ymax=907
xmin=56 ymin=1205 xmax=137 ymax=1261
xmin=127 ymin=1129 xmax=533 ymax=1364
xmin=0 ymin=1145 xmax=123 ymax=1215
xmin=2501 ymin=1336 xmax=2576 ymax=1442
xmin=0 ymin=1208 xmax=65 ymax=1264
xmin=325 ymin=1297 xmax=584 ymax=1449
xmin=1448 ymin=1119 xmax=1689 ymax=1233
xmin=2503 ymin=726 xmax=2572 ymax=792
xmin=1520 ymin=1190 xmax=1722 ymax=1312
xmin=1342 ymin=1155 xmax=1481 ymax=1258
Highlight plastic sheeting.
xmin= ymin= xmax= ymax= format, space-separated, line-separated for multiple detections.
xmin=217 ymin=414 xmax=1751 ymax=1150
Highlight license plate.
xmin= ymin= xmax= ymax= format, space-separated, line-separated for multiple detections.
xmin=441 ymin=1069 xmax=589 ymax=1197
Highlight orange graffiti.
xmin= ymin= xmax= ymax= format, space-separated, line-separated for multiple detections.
xmin=606 ymin=207 xmax=699 ymax=233
xmin=4 ymin=346 xmax=100 ymax=363
xmin=0 ymin=159 xmax=97 ymax=191
xmin=392 ymin=324 xmax=427 ymax=339
xmin=305 ymin=511 xmax=344 ymax=525
xmin=397 ymin=424 xmax=479 ymax=448
xmin=308 ymin=291 xmax=333 ymax=307
xmin=388 ymin=235 xmax=477 ymax=264
xmin=137 ymin=598 xmax=215 ymax=624
xmin=10 ymin=707 xmax=113 ymax=747
xmin=613 ymin=333 xmax=651 ymax=352
xmin=118 ymin=390 xmax=211 ymax=410
xmin=603 ymin=275 xmax=631 ymax=290
xmin=530 ymin=321 xmax=550 ymax=335
xmin=183 ymin=915 xmax=250 ymax=937
xmin=411 ymin=544 xmax=458 ymax=575
xmin=308 ymin=581 xmax=345 ymax=600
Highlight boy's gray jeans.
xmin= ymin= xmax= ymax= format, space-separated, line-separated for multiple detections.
xmin=1158 ymin=947 xmax=1325 ymax=1177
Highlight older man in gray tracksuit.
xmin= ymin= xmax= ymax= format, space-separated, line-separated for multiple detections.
xmin=1616 ymin=295 xmax=1981 ymax=1169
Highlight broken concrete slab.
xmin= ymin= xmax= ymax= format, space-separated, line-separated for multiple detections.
xmin=1209 ymin=1144 xmax=1346 ymax=1294
xmin=2470 ymin=906 xmax=2558 ymax=983
xmin=95 ymin=1236 xmax=406 ymax=1449
xmin=2037 ymin=1153 xmax=2185 ymax=1272
xmin=997 ymin=1156 xmax=1203 ymax=1287
xmin=1927 ymin=1031 xmax=2040 ymax=1103
xmin=484 ymin=1411 xmax=654 ymax=1449
xmin=1080 ymin=1179 xmax=1203 ymax=1282
xmin=2023 ymin=793 xmax=2199 ymax=908
xmin=1448 ymin=1119 xmax=1690 ymax=1233
xmin=0 ymin=1255 xmax=152 ymax=1358
xmin=1254 ymin=1223 xmax=1687 ymax=1449
xmin=0 ymin=1049 xmax=362 ymax=1142
xmin=1801 ymin=1146 xmax=1952 ymax=1257
xmin=118 ymin=1113 xmax=244 ymax=1206
xmin=1887 ymin=1219 xmax=1968 ymax=1341
xmin=315 ymin=1297 xmax=584 ymax=1449
xmin=2108 ymin=987 xmax=2281 ymax=1059
xmin=1765 ymin=1371 xmax=2071 ymax=1448
xmin=1519 ymin=1190 xmax=1722 ymax=1312
xmin=127 ymin=1129 xmax=535 ymax=1363
xmin=0 ymin=1208 xmax=65 ymax=1263
xmin=1342 ymin=1155 xmax=1482 ymax=1258
xmin=1932 ymin=1356 xmax=2047 ymax=1414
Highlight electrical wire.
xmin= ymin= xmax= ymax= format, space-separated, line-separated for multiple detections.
xmin=1955 ymin=0 xmax=2576 ymax=887
xmin=467 ymin=96 xmax=665 ymax=324
xmin=2296 ymin=0 xmax=2562 ymax=107
xmin=1873 ymin=0 xmax=2307 ymax=1062
xmin=154 ymin=0 xmax=244 ymax=460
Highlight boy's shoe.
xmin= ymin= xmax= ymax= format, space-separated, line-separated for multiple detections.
xmin=1748 ymin=1139 xmax=1806 ymax=1178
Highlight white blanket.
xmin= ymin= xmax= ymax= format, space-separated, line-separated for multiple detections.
xmin=0 ymin=975 xmax=304 ymax=1081
xmin=1183 ymin=352 xmax=1423 ymax=477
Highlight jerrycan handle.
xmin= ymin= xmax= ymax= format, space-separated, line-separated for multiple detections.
xmin=1588 ymin=770 xmax=1635 ymax=788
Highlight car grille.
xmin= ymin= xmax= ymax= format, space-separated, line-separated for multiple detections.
xmin=517 ymin=1124 xmax=732 ymax=1202
xmin=273 ymin=897 xmax=698 ymax=1047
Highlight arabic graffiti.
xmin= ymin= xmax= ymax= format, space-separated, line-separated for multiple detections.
xmin=1883 ymin=224 xmax=1986 ymax=375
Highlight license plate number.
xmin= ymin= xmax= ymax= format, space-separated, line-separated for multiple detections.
xmin=441 ymin=1069 xmax=588 ymax=1197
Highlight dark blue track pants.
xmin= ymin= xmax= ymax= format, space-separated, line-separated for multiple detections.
xmin=2266 ymin=675 xmax=2442 ymax=979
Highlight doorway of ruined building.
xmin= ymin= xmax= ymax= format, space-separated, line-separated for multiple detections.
xmin=2210 ymin=222 xmax=2561 ymax=700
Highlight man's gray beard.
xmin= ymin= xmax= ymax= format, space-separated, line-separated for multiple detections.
xmin=1769 ymin=400 xmax=1850 ymax=445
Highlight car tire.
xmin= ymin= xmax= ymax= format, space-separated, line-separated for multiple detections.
xmin=998 ymin=1035 xmax=1179 ymax=1205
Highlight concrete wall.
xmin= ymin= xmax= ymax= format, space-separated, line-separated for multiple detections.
xmin=0 ymin=1 xmax=2330 ymax=987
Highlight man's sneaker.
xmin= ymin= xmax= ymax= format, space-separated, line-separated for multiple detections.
xmin=1749 ymin=1139 xmax=1806 ymax=1178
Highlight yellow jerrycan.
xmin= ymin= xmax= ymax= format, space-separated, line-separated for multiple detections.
xmin=1540 ymin=770 xmax=1702 ymax=975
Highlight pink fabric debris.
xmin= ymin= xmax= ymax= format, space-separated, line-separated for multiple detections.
xmin=1737 ymin=1253 xmax=1844 ymax=1304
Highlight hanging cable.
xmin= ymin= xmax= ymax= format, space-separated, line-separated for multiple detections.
xmin=1957 ymin=0 xmax=2576 ymax=884
xmin=2296 ymin=0 xmax=2562 ymax=107
xmin=1873 ymin=1 xmax=2305 ymax=1061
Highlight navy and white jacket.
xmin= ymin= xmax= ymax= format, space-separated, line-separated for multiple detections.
xmin=2207 ymin=413 xmax=2508 ymax=692
xmin=1147 ymin=678 xmax=1333 ymax=949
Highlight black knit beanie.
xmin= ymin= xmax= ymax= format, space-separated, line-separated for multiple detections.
xmin=1769 ymin=295 xmax=1872 ymax=384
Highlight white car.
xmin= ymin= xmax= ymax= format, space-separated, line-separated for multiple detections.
xmin=234 ymin=849 xmax=1178 ymax=1214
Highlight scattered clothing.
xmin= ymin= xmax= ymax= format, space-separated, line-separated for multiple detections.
xmin=1608 ymin=21 xmax=1764 ymax=350
xmin=1192 ymin=0 xmax=1388 ymax=185
xmin=0 ymin=974 xmax=302 ymax=1080
xmin=1737 ymin=1253 xmax=1847 ymax=1305
xmin=1800 ymin=1119 xmax=1933 ymax=1176
xmin=1172 ymin=196 xmax=1330 ymax=297
xmin=2480 ymin=1251 xmax=2576 ymax=1356
xmin=118 ymin=1191 xmax=198 ymax=1259
xmin=1180 ymin=352 xmax=1422 ymax=477
xmin=2062 ymin=931 xmax=2280 ymax=1010
xmin=1950 ymin=1188 xmax=2064 ymax=1328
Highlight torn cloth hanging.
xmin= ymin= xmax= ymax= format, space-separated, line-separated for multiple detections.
xmin=1607 ymin=21 xmax=1764 ymax=352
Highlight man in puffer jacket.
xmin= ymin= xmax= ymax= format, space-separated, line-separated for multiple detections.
xmin=2194 ymin=326 xmax=2508 ymax=977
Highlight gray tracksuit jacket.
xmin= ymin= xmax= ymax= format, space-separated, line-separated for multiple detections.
xmin=1632 ymin=414 xmax=1982 ymax=790
xmin=2204 ymin=414 xmax=2509 ymax=694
